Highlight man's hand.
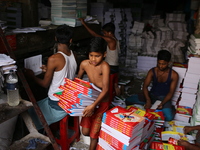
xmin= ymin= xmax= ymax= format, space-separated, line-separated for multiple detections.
xmin=157 ymin=103 xmax=163 ymax=109
xmin=178 ymin=139 xmax=191 ymax=147
xmin=82 ymin=104 xmax=95 ymax=117
xmin=40 ymin=65 xmax=47 ymax=72
xmin=183 ymin=126 xmax=193 ymax=134
xmin=144 ymin=101 xmax=152 ymax=109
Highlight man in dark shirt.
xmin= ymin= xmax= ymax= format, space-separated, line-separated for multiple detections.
xmin=143 ymin=50 xmax=179 ymax=121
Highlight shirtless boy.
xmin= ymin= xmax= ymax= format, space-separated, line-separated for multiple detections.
xmin=77 ymin=37 xmax=110 ymax=150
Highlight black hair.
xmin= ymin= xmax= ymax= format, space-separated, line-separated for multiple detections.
xmin=89 ymin=37 xmax=107 ymax=54
xmin=102 ymin=22 xmax=115 ymax=34
xmin=157 ymin=50 xmax=171 ymax=62
xmin=55 ymin=24 xmax=73 ymax=46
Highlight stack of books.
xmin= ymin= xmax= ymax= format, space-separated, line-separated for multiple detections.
xmin=174 ymin=57 xmax=200 ymax=123
xmin=188 ymin=34 xmax=200 ymax=55
xmin=171 ymin=66 xmax=187 ymax=106
xmin=146 ymin=109 xmax=165 ymax=142
xmin=98 ymin=106 xmax=145 ymax=150
xmin=54 ymin=78 xmax=101 ymax=116
xmin=76 ymin=0 xmax=87 ymax=18
xmin=50 ymin=0 xmax=84 ymax=27
xmin=127 ymin=106 xmax=156 ymax=142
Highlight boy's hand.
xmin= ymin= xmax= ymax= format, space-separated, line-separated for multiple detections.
xmin=78 ymin=18 xmax=85 ymax=24
xmin=83 ymin=104 xmax=95 ymax=117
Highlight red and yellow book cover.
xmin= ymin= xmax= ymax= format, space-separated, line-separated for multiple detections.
xmin=146 ymin=109 xmax=165 ymax=121
xmin=103 ymin=106 xmax=145 ymax=137
xmin=176 ymin=105 xmax=192 ymax=116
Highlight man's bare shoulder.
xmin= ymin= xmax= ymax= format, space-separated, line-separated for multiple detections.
xmin=171 ymin=69 xmax=179 ymax=80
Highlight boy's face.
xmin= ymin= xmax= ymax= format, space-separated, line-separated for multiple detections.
xmin=89 ymin=52 xmax=105 ymax=66
xmin=102 ymin=30 xmax=111 ymax=36
xmin=157 ymin=60 xmax=169 ymax=71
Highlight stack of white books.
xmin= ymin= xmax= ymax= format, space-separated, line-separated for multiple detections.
xmin=50 ymin=0 xmax=77 ymax=18
xmin=136 ymin=56 xmax=157 ymax=71
xmin=50 ymin=0 xmax=86 ymax=27
xmin=188 ymin=34 xmax=200 ymax=54
xmin=76 ymin=0 xmax=87 ymax=18
xmin=174 ymin=57 xmax=200 ymax=123
xmin=98 ymin=106 xmax=145 ymax=150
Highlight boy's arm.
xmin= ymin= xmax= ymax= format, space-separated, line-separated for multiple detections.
xmin=83 ymin=63 xmax=110 ymax=117
xmin=157 ymin=70 xmax=179 ymax=109
xmin=25 ymin=55 xmax=56 ymax=88
xmin=143 ymin=69 xmax=153 ymax=109
xmin=77 ymin=60 xmax=86 ymax=79
xmin=79 ymin=18 xmax=102 ymax=38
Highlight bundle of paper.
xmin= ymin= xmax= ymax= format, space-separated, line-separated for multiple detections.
xmin=54 ymin=78 xmax=101 ymax=116
xmin=99 ymin=106 xmax=145 ymax=149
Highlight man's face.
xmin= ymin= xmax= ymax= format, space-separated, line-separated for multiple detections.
xmin=157 ymin=60 xmax=169 ymax=71
xmin=89 ymin=52 xmax=105 ymax=66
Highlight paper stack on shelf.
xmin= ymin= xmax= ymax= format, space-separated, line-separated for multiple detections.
xmin=0 ymin=54 xmax=17 ymax=74
xmin=54 ymin=78 xmax=100 ymax=116
xmin=98 ymin=106 xmax=145 ymax=150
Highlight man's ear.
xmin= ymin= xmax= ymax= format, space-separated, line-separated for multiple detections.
xmin=70 ymin=38 xmax=72 ymax=43
xmin=104 ymin=52 xmax=107 ymax=57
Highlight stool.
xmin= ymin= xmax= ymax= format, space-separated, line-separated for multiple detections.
xmin=50 ymin=115 xmax=80 ymax=150
xmin=109 ymin=73 xmax=118 ymax=102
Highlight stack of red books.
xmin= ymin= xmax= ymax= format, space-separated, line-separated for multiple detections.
xmin=97 ymin=106 xmax=145 ymax=150
xmin=53 ymin=78 xmax=101 ymax=116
